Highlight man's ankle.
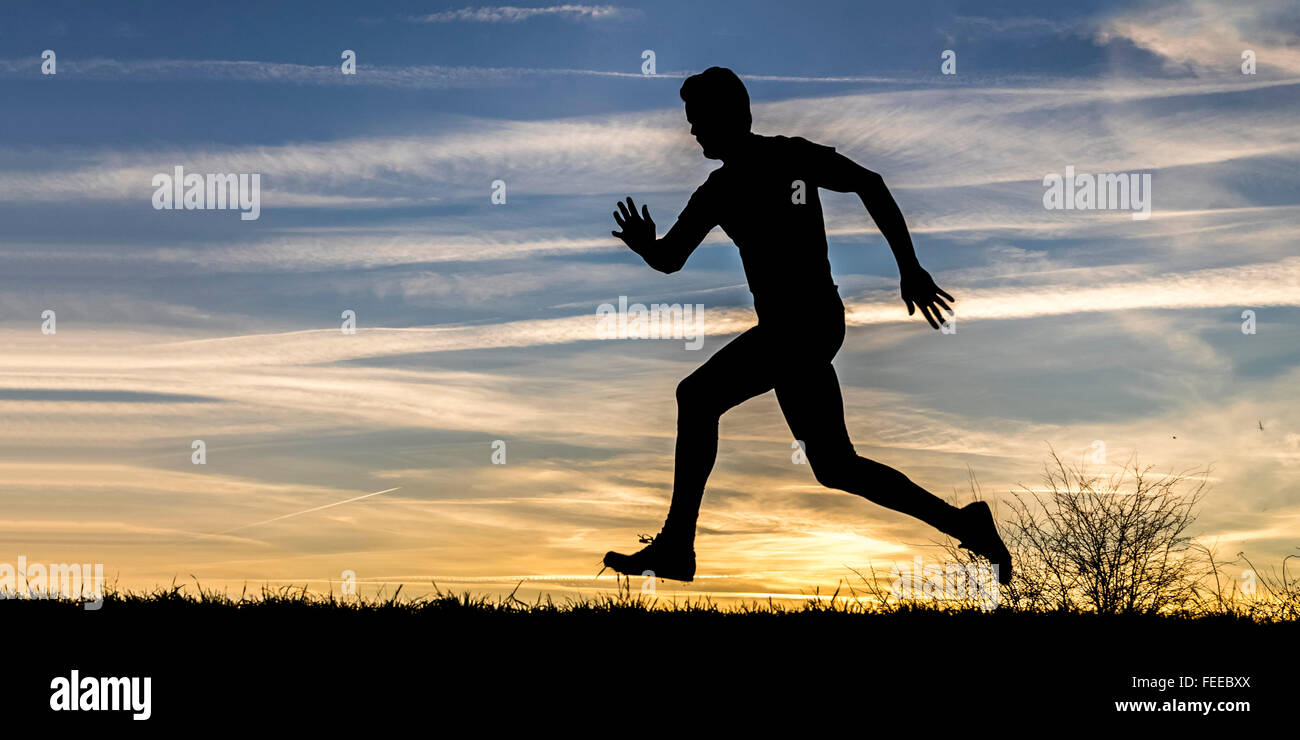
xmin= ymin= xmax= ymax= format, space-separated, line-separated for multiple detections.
xmin=658 ymin=517 xmax=696 ymax=549
xmin=939 ymin=504 xmax=970 ymax=540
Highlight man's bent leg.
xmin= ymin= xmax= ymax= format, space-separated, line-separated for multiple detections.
xmin=774 ymin=361 xmax=963 ymax=536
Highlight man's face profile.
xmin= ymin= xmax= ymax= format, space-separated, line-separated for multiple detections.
xmin=685 ymin=100 xmax=744 ymax=160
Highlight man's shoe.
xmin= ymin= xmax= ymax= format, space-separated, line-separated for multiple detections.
xmin=603 ymin=533 xmax=696 ymax=583
xmin=954 ymin=501 xmax=1012 ymax=584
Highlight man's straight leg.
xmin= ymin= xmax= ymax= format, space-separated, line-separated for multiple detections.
xmin=662 ymin=326 xmax=775 ymax=541
xmin=602 ymin=325 xmax=776 ymax=581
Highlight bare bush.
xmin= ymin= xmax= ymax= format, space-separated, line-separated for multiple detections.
xmin=939 ymin=451 xmax=1209 ymax=614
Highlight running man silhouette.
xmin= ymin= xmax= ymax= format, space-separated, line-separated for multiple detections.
xmin=604 ymin=67 xmax=1011 ymax=584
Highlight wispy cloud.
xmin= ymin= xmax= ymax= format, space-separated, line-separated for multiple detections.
xmin=947 ymin=14 xmax=1082 ymax=40
xmin=2 ymin=75 xmax=1295 ymax=215
xmin=1096 ymin=0 xmax=1300 ymax=75
xmin=406 ymin=5 xmax=631 ymax=23
xmin=0 ymin=55 xmax=918 ymax=89
xmin=0 ymin=57 xmax=653 ymax=88
xmin=2 ymin=255 xmax=1295 ymax=379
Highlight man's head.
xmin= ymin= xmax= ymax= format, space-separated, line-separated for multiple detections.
xmin=680 ymin=66 xmax=751 ymax=160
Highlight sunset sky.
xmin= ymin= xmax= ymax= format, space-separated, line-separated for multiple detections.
xmin=1 ymin=0 xmax=1297 ymax=602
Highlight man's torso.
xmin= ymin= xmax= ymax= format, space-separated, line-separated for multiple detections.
xmin=682 ymin=135 xmax=842 ymax=318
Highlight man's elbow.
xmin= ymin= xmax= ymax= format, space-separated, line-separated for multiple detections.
xmin=652 ymin=238 xmax=687 ymax=273
xmin=644 ymin=254 xmax=679 ymax=274
xmin=857 ymin=169 xmax=886 ymax=196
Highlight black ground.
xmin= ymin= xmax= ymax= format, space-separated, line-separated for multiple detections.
xmin=3 ymin=592 xmax=1292 ymax=729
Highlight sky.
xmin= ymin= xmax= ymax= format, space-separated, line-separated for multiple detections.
xmin=0 ymin=0 xmax=1297 ymax=602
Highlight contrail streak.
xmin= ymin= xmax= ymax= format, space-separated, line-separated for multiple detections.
xmin=190 ymin=487 xmax=402 ymax=540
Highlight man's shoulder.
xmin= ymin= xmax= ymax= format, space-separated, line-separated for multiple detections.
xmin=693 ymin=165 xmax=727 ymax=192
xmin=681 ymin=167 xmax=725 ymax=217
xmin=759 ymin=134 xmax=834 ymax=152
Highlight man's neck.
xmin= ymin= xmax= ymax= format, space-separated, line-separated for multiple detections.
xmin=719 ymin=132 xmax=761 ymax=164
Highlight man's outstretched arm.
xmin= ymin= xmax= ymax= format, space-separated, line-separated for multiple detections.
xmin=819 ymin=151 xmax=956 ymax=330
xmin=611 ymin=197 xmax=709 ymax=274
xmin=858 ymin=173 xmax=955 ymax=330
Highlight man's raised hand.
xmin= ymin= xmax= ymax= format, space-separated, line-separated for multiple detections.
xmin=900 ymin=266 xmax=956 ymax=330
xmin=612 ymin=196 xmax=655 ymax=253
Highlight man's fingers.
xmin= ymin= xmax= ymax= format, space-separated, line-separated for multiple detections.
xmin=613 ymin=211 xmax=626 ymax=228
xmin=616 ymin=200 xmax=630 ymax=220
xmin=934 ymin=296 xmax=952 ymax=314
xmin=937 ymin=287 xmax=955 ymax=303
xmin=918 ymin=304 xmax=931 ymax=328
xmin=920 ymin=304 xmax=940 ymax=329
xmin=641 ymin=203 xmax=653 ymax=225
xmin=904 ymin=297 xmax=915 ymax=315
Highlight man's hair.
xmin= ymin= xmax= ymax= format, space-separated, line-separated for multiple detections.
xmin=679 ymin=66 xmax=751 ymax=130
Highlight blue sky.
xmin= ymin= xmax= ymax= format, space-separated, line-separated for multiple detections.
xmin=1 ymin=0 xmax=1297 ymax=600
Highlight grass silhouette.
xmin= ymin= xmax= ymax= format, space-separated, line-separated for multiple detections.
xmin=5 ymin=578 xmax=1294 ymax=724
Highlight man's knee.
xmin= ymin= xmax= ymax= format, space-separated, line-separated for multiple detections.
xmin=809 ymin=451 xmax=856 ymax=490
xmin=676 ymin=373 xmax=713 ymax=414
